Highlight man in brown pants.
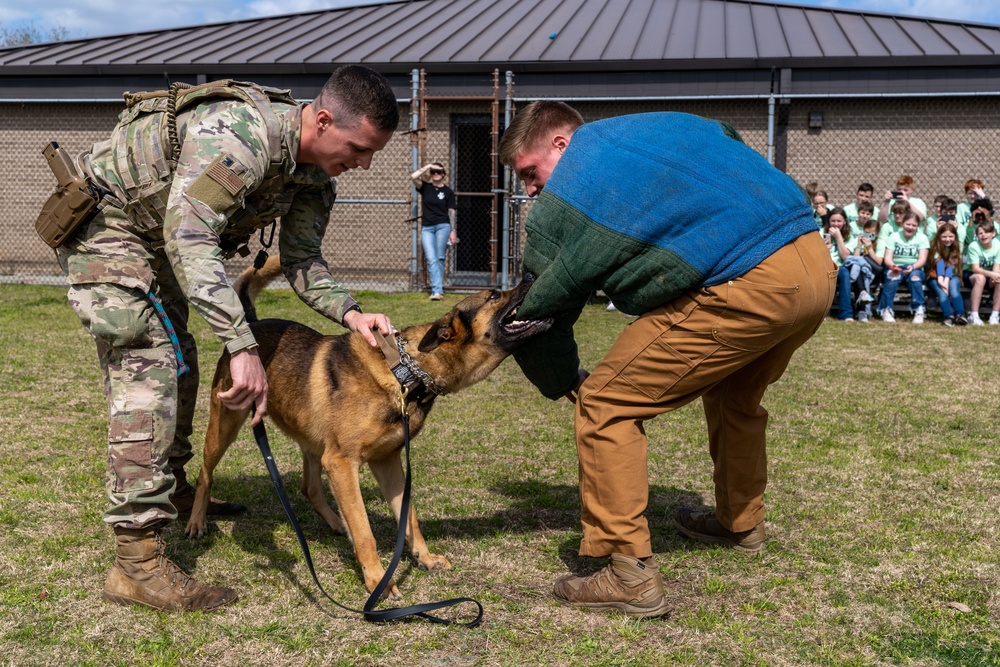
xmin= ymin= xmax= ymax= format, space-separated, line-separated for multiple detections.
xmin=500 ymin=102 xmax=835 ymax=618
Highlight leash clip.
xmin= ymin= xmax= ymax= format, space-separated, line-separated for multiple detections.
xmin=398 ymin=385 xmax=409 ymax=416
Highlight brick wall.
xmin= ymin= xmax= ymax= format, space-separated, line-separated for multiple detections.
xmin=5 ymin=95 xmax=1000 ymax=286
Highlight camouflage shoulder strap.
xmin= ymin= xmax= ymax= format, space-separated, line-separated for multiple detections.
xmin=122 ymin=79 xmax=298 ymax=171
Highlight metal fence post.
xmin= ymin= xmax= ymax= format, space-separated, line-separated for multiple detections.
xmin=501 ymin=71 xmax=514 ymax=290
xmin=410 ymin=69 xmax=420 ymax=291
xmin=767 ymin=93 xmax=776 ymax=166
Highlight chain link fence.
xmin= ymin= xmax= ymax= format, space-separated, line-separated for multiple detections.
xmin=4 ymin=73 xmax=1000 ymax=291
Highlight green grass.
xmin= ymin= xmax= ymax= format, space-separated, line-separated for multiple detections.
xmin=1 ymin=284 xmax=998 ymax=666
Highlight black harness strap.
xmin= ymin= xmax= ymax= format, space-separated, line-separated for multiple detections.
xmin=251 ymin=375 xmax=483 ymax=626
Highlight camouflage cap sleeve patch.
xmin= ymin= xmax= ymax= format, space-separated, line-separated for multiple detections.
xmin=186 ymin=153 xmax=248 ymax=213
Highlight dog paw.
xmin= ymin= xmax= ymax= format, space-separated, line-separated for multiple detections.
xmin=365 ymin=575 xmax=403 ymax=601
xmin=416 ymin=553 xmax=452 ymax=571
xmin=184 ymin=520 xmax=208 ymax=539
xmin=373 ymin=581 xmax=402 ymax=601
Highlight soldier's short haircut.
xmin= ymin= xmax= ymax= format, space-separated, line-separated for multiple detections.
xmin=499 ymin=101 xmax=584 ymax=166
xmin=316 ymin=65 xmax=399 ymax=132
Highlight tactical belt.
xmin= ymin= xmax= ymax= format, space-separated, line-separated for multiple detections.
xmin=250 ymin=330 xmax=482 ymax=626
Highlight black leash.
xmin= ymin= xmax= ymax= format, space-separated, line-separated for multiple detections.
xmin=251 ymin=406 xmax=483 ymax=626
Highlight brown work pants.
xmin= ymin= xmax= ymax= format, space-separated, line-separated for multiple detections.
xmin=575 ymin=232 xmax=836 ymax=558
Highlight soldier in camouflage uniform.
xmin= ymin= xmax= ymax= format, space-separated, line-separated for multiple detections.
xmin=54 ymin=65 xmax=399 ymax=611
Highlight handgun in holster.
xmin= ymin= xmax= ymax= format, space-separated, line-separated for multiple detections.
xmin=35 ymin=142 xmax=106 ymax=248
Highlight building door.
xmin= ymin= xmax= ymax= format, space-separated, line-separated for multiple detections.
xmin=450 ymin=114 xmax=496 ymax=287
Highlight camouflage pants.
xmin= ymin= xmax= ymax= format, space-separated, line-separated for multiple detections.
xmin=58 ymin=201 xmax=200 ymax=529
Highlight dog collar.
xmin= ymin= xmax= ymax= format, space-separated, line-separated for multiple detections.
xmin=372 ymin=329 xmax=444 ymax=399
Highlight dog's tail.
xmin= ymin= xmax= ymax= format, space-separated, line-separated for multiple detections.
xmin=232 ymin=255 xmax=284 ymax=323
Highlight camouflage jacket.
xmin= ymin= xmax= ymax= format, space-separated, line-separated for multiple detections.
xmin=79 ymin=88 xmax=357 ymax=354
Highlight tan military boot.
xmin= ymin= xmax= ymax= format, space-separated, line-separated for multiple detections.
xmin=553 ymin=554 xmax=669 ymax=618
xmin=103 ymin=525 xmax=238 ymax=612
xmin=673 ymin=508 xmax=766 ymax=554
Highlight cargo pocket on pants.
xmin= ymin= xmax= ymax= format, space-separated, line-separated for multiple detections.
xmin=711 ymin=279 xmax=801 ymax=352
xmin=108 ymin=411 xmax=155 ymax=494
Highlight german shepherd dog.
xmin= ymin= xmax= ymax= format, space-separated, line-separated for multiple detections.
xmin=185 ymin=257 xmax=552 ymax=600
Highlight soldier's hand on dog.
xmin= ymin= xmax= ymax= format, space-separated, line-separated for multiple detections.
xmin=218 ymin=348 xmax=269 ymax=425
xmin=344 ymin=308 xmax=394 ymax=347
xmin=564 ymin=368 xmax=590 ymax=404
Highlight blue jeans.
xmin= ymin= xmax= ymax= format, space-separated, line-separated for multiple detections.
xmin=421 ymin=222 xmax=451 ymax=295
xmin=927 ymin=275 xmax=965 ymax=318
xmin=835 ymin=265 xmax=854 ymax=320
xmin=878 ymin=268 xmax=925 ymax=312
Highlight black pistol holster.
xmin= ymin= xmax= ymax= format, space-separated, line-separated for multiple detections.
xmin=35 ymin=142 xmax=105 ymax=248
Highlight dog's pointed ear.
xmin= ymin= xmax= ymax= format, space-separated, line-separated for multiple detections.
xmin=417 ymin=312 xmax=457 ymax=352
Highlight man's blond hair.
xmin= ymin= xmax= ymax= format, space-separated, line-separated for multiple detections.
xmin=499 ymin=101 xmax=584 ymax=166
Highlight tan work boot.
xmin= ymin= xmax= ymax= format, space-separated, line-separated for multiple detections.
xmin=673 ymin=508 xmax=765 ymax=553
xmin=553 ymin=554 xmax=669 ymax=618
xmin=170 ymin=468 xmax=248 ymax=516
xmin=103 ymin=525 xmax=238 ymax=612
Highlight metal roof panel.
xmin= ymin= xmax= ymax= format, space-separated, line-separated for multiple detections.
xmin=631 ymin=0 xmax=677 ymax=60
xmin=603 ymin=0 xmax=656 ymax=60
xmin=835 ymin=14 xmax=889 ymax=57
xmin=865 ymin=16 xmax=924 ymax=57
xmin=2 ymin=0 xmax=1000 ymax=72
xmin=694 ymin=1 xmax=725 ymax=60
xmin=749 ymin=5 xmax=790 ymax=59
xmin=663 ymin=0 xmax=699 ymax=59
xmin=806 ymin=9 xmax=856 ymax=57
xmin=932 ymin=23 xmax=993 ymax=56
xmin=774 ymin=7 xmax=823 ymax=58
xmin=301 ymin=4 xmax=427 ymax=63
xmin=481 ymin=0 xmax=572 ymax=62
xmin=361 ymin=2 xmax=466 ymax=62
xmin=447 ymin=0 xmax=535 ymax=62
xmin=725 ymin=2 xmax=758 ymax=59
xmin=897 ymin=19 xmax=956 ymax=56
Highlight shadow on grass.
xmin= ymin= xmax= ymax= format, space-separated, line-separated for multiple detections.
xmin=175 ymin=471 xmax=715 ymax=604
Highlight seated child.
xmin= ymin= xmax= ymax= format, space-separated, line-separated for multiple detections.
xmin=877 ymin=211 xmax=930 ymax=323
xmin=956 ymin=179 xmax=985 ymax=232
xmin=923 ymin=194 xmax=948 ymax=241
xmin=825 ymin=208 xmax=855 ymax=321
xmin=844 ymin=182 xmax=880 ymax=235
xmin=926 ymin=222 xmax=966 ymax=326
xmin=964 ymin=210 xmax=1000 ymax=325
xmin=842 ymin=217 xmax=880 ymax=321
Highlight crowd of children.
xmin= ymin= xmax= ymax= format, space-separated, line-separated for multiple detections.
xmin=814 ymin=177 xmax=1000 ymax=326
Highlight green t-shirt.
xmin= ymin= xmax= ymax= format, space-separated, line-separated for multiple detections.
xmin=922 ymin=216 xmax=938 ymax=242
xmin=827 ymin=233 xmax=859 ymax=267
xmin=885 ymin=229 xmax=930 ymax=267
xmin=844 ymin=202 xmax=880 ymax=235
xmin=957 ymin=201 xmax=972 ymax=228
xmin=966 ymin=239 xmax=1000 ymax=271
xmin=878 ymin=219 xmax=902 ymax=244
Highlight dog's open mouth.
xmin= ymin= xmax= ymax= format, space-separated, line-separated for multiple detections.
xmin=502 ymin=306 xmax=543 ymax=335
xmin=498 ymin=302 xmax=553 ymax=343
